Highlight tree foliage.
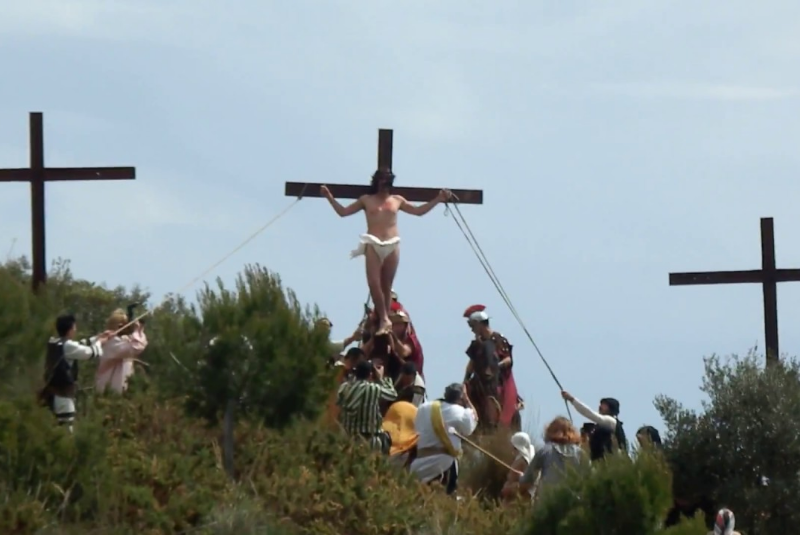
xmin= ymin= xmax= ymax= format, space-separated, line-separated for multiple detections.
xmin=524 ymin=449 xmax=704 ymax=535
xmin=0 ymin=256 xmax=771 ymax=534
xmin=181 ymin=264 xmax=336 ymax=429
xmin=656 ymin=351 xmax=800 ymax=533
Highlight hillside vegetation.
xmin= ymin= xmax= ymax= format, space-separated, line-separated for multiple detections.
xmin=2 ymin=257 xmax=796 ymax=534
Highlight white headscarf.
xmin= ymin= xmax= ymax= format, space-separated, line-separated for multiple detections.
xmin=713 ymin=508 xmax=735 ymax=535
xmin=511 ymin=432 xmax=535 ymax=464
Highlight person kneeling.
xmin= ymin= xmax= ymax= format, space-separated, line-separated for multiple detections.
xmin=382 ymin=400 xmax=419 ymax=469
xmin=410 ymin=383 xmax=478 ymax=495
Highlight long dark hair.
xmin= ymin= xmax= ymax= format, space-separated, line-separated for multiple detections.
xmin=636 ymin=425 xmax=662 ymax=447
xmin=369 ymin=167 xmax=395 ymax=194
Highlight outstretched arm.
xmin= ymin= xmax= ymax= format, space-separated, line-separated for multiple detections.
xmin=398 ymin=189 xmax=451 ymax=216
xmin=562 ymin=391 xmax=617 ymax=430
xmin=322 ymin=186 xmax=364 ymax=217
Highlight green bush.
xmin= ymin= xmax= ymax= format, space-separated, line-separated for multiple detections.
xmin=524 ymin=449 xmax=677 ymax=535
xmin=182 ymin=264 xmax=335 ymax=429
xmin=0 ymin=257 xmax=774 ymax=534
xmin=657 ymin=352 xmax=800 ymax=533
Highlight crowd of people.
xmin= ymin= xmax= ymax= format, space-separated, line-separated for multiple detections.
xmin=324 ymin=292 xmax=740 ymax=534
xmin=37 ymin=294 xmax=740 ymax=534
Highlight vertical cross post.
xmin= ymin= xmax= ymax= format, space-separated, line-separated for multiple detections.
xmin=30 ymin=113 xmax=47 ymax=291
xmin=760 ymin=218 xmax=779 ymax=363
xmin=378 ymin=129 xmax=393 ymax=170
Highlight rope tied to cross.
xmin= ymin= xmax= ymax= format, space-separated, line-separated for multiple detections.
xmin=111 ymin=184 xmax=308 ymax=337
xmin=444 ymin=195 xmax=573 ymax=421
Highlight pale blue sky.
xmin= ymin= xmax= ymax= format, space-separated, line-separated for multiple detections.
xmin=2 ymin=1 xmax=800 ymax=439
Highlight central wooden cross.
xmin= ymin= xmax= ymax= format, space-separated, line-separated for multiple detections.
xmin=669 ymin=217 xmax=800 ymax=366
xmin=284 ymin=129 xmax=484 ymax=204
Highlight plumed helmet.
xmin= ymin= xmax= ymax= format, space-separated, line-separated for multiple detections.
xmin=463 ymin=304 xmax=489 ymax=322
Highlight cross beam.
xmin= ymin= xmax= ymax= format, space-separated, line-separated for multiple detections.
xmin=284 ymin=129 xmax=484 ymax=204
xmin=669 ymin=217 xmax=800 ymax=366
xmin=0 ymin=112 xmax=136 ymax=291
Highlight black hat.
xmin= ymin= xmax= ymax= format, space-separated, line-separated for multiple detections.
xmin=443 ymin=383 xmax=463 ymax=403
xmin=600 ymin=397 xmax=620 ymax=416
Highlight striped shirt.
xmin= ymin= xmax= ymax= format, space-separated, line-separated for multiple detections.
xmin=337 ymin=378 xmax=397 ymax=435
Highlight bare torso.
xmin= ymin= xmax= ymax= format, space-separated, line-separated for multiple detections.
xmin=361 ymin=193 xmax=402 ymax=240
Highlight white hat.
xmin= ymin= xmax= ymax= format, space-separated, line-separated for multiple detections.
xmin=463 ymin=304 xmax=489 ymax=323
xmin=511 ymin=432 xmax=535 ymax=464
xmin=469 ymin=310 xmax=489 ymax=322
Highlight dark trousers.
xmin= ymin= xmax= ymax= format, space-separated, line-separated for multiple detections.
xmin=433 ymin=461 xmax=458 ymax=495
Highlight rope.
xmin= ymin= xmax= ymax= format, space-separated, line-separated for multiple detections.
xmin=444 ymin=197 xmax=573 ymax=422
xmin=110 ymin=186 xmax=307 ymax=337
xmin=450 ymin=427 xmax=523 ymax=475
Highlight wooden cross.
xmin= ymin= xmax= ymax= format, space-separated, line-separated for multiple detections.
xmin=669 ymin=217 xmax=800 ymax=366
xmin=0 ymin=112 xmax=136 ymax=291
xmin=284 ymin=129 xmax=484 ymax=204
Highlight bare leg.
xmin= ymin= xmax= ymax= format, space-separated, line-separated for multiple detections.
xmin=365 ymin=247 xmax=389 ymax=332
xmin=380 ymin=247 xmax=400 ymax=323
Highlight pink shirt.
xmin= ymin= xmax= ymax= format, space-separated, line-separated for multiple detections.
xmin=95 ymin=327 xmax=148 ymax=394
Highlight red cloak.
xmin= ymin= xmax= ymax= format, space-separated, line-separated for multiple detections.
xmin=498 ymin=363 xmax=519 ymax=427
xmin=391 ymin=301 xmax=424 ymax=379
xmin=492 ymin=332 xmax=520 ymax=427
xmin=406 ymin=324 xmax=424 ymax=380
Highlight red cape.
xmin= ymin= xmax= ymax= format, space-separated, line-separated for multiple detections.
xmin=406 ymin=324 xmax=424 ymax=380
xmin=498 ymin=365 xmax=519 ymax=426
xmin=393 ymin=301 xmax=424 ymax=378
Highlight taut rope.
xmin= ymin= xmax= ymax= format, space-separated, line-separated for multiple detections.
xmin=111 ymin=186 xmax=307 ymax=337
xmin=444 ymin=196 xmax=573 ymax=422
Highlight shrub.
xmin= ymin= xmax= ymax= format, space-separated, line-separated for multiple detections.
xmin=0 ymin=397 xmax=108 ymax=533
xmin=0 ymin=391 xmax=234 ymax=534
xmin=238 ymin=418 xmax=524 ymax=535
xmin=657 ymin=351 xmax=800 ymax=533
xmin=1 ymin=257 xmax=761 ymax=534
xmin=524 ymin=449 xmax=676 ymax=535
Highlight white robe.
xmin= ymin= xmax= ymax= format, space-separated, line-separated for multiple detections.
xmin=409 ymin=400 xmax=478 ymax=483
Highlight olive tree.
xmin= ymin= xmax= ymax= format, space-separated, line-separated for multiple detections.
xmin=174 ymin=265 xmax=336 ymax=477
xmin=656 ymin=351 xmax=800 ymax=533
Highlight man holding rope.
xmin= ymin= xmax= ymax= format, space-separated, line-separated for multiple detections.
xmin=410 ymin=383 xmax=478 ymax=495
xmin=321 ymin=168 xmax=451 ymax=335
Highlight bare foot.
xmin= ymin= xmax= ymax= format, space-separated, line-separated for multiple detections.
xmin=376 ymin=319 xmax=392 ymax=335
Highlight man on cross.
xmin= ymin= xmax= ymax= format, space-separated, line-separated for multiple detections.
xmin=321 ymin=166 xmax=451 ymax=334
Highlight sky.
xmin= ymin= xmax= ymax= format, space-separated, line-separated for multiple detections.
xmin=2 ymin=0 xmax=800 ymax=440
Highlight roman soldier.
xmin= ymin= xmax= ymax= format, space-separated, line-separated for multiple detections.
xmin=462 ymin=304 xmax=522 ymax=429
xmin=388 ymin=301 xmax=425 ymax=379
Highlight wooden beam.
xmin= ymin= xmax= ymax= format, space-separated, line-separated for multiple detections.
xmin=285 ymin=182 xmax=483 ymax=204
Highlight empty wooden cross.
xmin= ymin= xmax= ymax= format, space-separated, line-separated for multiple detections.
xmin=0 ymin=112 xmax=136 ymax=291
xmin=669 ymin=217 xmax=800 ymax=366
xmin=284 ymin=129 xmax=484 ymax=204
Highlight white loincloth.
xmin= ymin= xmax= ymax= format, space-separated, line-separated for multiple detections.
xmin=350 ymin=234 xmax=401 ymax=263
